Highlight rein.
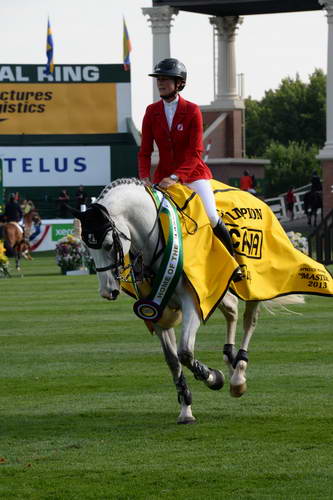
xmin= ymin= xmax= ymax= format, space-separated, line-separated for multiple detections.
xmin=153 ymin=186 xmax=198 ymax=235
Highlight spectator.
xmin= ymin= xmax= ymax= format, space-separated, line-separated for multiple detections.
xmin=57 ymin=189 xmax=70 ymax=218
xmin=311 ymin=170 xmax=322 ymax=192
xmin=240 ymin=170 xmax=256 ymax=194
xmin=75 ymin=185 xmax=88 ymax=209
xmin=3 ymin=193 xmax=23 ymax=222
xmin=286 ymin=186 xmax=296 ymax=220
xmin=251 ymin=174 xmax=257 ymax=193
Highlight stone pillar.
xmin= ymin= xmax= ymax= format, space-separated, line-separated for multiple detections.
xmin=318 ymin=0 xmax=333 ymax=214
xmin=201 ymin=16 xmax=245 ymax=158
xmin=209 ymin=16 xmax=244 ymax=109
xmin=142 ymin=6 xmax=178 ymax=102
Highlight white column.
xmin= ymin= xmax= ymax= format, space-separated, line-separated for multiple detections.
xmin=210 ymin=16 xmax=244 ymax=109
xmin=318 ymin=0 xmax=333 ymax=158
xmin=142 ymin=6 xmax=179 ymax=102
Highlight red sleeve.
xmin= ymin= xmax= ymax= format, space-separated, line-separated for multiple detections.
xmin=173 ymin=105 xmax=204 ymax=182
xmin=138 ymin=108 xmax=154 ymax=179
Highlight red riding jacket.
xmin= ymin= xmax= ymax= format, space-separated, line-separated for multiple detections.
xmin=138 ymin=96 xmax=212 ymax=184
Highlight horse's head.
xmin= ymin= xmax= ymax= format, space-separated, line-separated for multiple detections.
xmin=73 ymin=204 xmax=131 ymax=301
xmin=32 ymin=211 xmax=41 ymax=224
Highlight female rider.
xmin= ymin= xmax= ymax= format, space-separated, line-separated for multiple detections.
xmin=138 ymin=58 xmax=242 ymax=281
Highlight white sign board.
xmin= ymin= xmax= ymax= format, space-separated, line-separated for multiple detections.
xmin=0 ymin=146 xmax=111 ymax=187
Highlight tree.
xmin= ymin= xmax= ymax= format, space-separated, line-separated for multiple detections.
xmin=245 ymin=69 xmax=326 ymax=157
xmin=263 ymin=141 xmax=320 ymax=197
xmin=245 ymin=69 xmax=326 ymax=195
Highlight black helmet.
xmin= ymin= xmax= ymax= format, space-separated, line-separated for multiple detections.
xmin=149 ymin=58 xmax=187 ymax=90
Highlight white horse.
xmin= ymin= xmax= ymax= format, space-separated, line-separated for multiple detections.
xmin=72 ymin=178 xmax=301 ymax=424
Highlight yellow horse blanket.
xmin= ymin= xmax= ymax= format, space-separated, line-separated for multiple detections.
xmin=121 ymin=181 xmax=333 ymax=323
xmin=164 ymin=181 xmax=333 ymax=320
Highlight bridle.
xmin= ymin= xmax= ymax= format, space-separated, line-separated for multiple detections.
xmin=82 ymin=203 xmax=161 ymax=283
xmin=81 ymin=203 xmax=132 ymax=277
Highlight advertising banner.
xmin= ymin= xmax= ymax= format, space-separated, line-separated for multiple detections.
xmin=29 ymin=219 xmax=74 ymax=252
xmin=0 ymin=64 xmax=131 ymax=134
xmin=51 ymin=223 xmax=74 ymax=241
xmin=0 ymin=145 xmax=111 ymax=187
xmin=0 ymin=159 xmax=3 ymax=212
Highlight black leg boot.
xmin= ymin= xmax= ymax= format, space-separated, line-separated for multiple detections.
xmin=213 ymin=219 xmax=243 ymax=282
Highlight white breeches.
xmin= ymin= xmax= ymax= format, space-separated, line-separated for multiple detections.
xmin=185 ymin=179 xmax=219 ymax=227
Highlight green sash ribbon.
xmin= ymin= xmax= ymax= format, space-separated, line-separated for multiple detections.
xmin=133 ymin=188 xmax=183 ymax=322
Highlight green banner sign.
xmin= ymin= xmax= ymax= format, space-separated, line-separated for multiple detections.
xmin=51 ymin=223 xmax=73 ymax=241
xmin=0 ymin=159 xmax=3 ymax=213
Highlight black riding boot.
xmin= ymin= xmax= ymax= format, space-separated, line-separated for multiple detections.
xmin=213 ymin=219 xmax=243 ymax=282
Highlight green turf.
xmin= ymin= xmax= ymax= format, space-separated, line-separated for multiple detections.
xmin=0 ymin=253 xmax=332 ymax=499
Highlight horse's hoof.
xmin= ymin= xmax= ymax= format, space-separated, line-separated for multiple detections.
xmin=204 ymin=369 xmax=225 ymax=391
xmin=177 ymin=416 xmax=196 ymax=425
xmin=230 ymin=382 xmax=247 ymax=398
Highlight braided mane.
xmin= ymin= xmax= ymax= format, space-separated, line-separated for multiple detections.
xmin=97 ymin=178 xmax=145 ymax=202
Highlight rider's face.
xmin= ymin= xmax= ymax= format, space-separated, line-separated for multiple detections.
xmin=156 ymin=76 xmax=176 ymax=98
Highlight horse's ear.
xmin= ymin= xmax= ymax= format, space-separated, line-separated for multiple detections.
xmin=66 ymin=205 xmax=83 ymax=219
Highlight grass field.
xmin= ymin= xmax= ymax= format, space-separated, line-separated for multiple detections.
xmin=0 ymin=253 xmax=332 ymax=500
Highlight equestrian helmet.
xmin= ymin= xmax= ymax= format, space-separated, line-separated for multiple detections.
xmin=149 ymin=58 xmax=187 ymax=90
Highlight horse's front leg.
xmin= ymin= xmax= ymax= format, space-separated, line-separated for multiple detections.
xmin=229 ymin=300 xmax=260 ymax=398
xmin=177 ymin=296 xmax=224 ymax=392
xmin=155 ymin=326 xmax=195 ymax=424
xmin=310 ymin=208 xmax=317 ymax=226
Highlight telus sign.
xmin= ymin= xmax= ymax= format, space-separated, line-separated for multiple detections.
xmin=0 ymin=146 xmax=111 ymax=187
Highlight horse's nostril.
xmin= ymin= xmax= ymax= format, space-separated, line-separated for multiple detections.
xmin=111 ymin=290 xmax=120 ymax=300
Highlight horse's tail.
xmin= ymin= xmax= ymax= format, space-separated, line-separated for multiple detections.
xmin=262 ymin=294 xmax=305 ymax=315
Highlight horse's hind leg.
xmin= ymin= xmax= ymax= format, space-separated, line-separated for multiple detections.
xmin=15 ymin=253 xmax=21 ymax=271
xmin=155 ymin=327 xmax=195 ymax=424
xmin=14 ymin=244 xmax=21 ymax=271
xmin=230 ymin=300 xmax=260 ymax=398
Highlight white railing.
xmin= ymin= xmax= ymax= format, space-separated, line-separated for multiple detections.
xmin=264 ymin=184 xmax=311 ymax=221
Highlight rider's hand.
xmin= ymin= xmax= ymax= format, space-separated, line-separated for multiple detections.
xmin=159 ymin=177 xmax=177 ymax=189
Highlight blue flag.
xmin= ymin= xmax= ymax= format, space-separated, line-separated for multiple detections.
xmin=46 ymin=18 xmax=54 ymax=74
xmin=123 ymin=17 xmax=132 ymax=71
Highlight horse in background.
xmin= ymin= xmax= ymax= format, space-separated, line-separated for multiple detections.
xmin=303 ymin=190 xmax=323 ymax=226
xmin=2 ymin=222 xmax=32 ymax=271
xmin=22 ymin=202 xmax=41 ymax=241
